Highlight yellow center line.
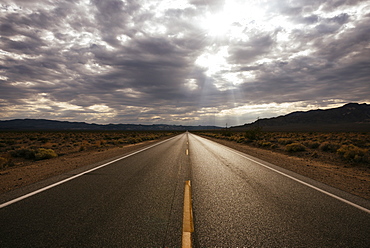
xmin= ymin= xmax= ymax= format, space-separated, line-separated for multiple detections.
xmin=182 ymin=180 xmax=194 ymax=248
xmin=186 ymin=149 xmax=189 ymax=155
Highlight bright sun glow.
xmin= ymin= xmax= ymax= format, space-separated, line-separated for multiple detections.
xmin=196 ymin=0 xmax=291 ymax=91
xmin=201 ymin=1 xmax=265 ymax=37
xmin=195 ymin=46 xmax=230 ymax=76
xmin=203 ymin=12 xmax=232 ymax=37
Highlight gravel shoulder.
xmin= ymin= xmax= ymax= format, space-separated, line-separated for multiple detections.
xmin=1 ymin=134 xmax=369 ymax=200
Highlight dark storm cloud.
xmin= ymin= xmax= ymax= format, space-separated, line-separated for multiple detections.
xmin=0 ymin=0 xmax=369 ymax=125
xmin=228 ymin=34 xmax=275 ymax=64
xmin=86 ymin=35 xmax=203 ymax=103
xmin=92 ymin=0 xmax=139 ymax=47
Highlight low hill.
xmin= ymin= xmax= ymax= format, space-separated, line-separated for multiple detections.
xmin=0 ymin=119 xmax=221 ymax=131
xmin=232 ymin=103 xmax=370 ymax=132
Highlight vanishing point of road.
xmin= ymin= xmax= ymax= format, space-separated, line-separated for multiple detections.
xmin=1 ymin=132 xmax=369 ymax=247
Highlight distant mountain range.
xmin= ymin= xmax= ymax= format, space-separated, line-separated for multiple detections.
xmin=1 ymin=103 xmax=369 ymax=132
xmin=232 ymin=103 xmax=370 ymax=132
xmin=0 ymin=119 xmax=221 ymax=131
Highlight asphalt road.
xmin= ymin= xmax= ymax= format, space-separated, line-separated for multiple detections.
xmin=1 ymin=132 xmax=369 ymax=247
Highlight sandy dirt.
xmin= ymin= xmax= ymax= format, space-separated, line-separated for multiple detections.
xmin=1 ymin=135 xmax=369 ymax=200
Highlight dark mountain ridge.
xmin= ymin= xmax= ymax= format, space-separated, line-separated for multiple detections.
xmin=233 ymin=103 xmax=370 ymax=132
xmin=0 ymin=119 xmax=221 ymax=131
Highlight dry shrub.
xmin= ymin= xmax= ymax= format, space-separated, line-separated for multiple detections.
xmin=35 ymin=148 xmax=58 ymax=160
xmin=311 ymin=151 xmax=319 ymax=158
xmin=319 ymin=142 xmax=340 ymax=153
xmin=278 ymin=138 xmax=294 ymax=145
xmin=10 ymin=148 xmax=36 ymax=159
xmin=337 ymin=144 xmax=368 ymax=162
xmin=304 ymin=141 xmax=320 ymax=149
xmin=244 ymin=127 xmax=263 ymax=141
xmin=285 ymin=143 xmax=306 ymax=152
xmin=234 ymin=136 xmax=245 ymax=143
xmin=37 ymin=137 xmax=49 ymax=143
xmin=221 ymin=130 xmax=232 ymax=137
xmin=127 ymin=137 xmax=142 ymax=144
xmin=256 ymin=140 xmax=274 ymax=148
xmin=0 ymin=157 xmax=7 ymax=169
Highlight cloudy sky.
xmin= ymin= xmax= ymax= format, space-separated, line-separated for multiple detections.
xmin=1 ymin=0 xmax=369 ymax=126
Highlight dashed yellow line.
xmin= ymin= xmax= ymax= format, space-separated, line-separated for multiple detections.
xmin=186 ymin=149 xmax=189 ymax=155
xmin=182 ymin=180 xmax=194 ymax=248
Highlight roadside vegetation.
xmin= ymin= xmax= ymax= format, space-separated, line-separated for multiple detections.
xmin=0 ymin=131 xmax=178 ymax=169
xmin=195 ymin=129 xmax=370 ymax=168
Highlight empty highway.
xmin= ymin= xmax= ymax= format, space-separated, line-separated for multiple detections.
xmin=1 ymin=132 xmax=369 ymax=247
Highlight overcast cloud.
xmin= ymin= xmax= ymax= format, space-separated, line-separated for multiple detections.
xmin=1 ymin=0 xmax=369 ymax=126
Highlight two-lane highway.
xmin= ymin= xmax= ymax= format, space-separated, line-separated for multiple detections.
xmin=1 ymin=132 xmax=369 ymax=247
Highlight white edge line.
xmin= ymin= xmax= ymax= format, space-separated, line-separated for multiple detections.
xmin=0 ymin=135 xmax=179 ymax=209
xmin=192 ymin=134 xmax=370 ymax=214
